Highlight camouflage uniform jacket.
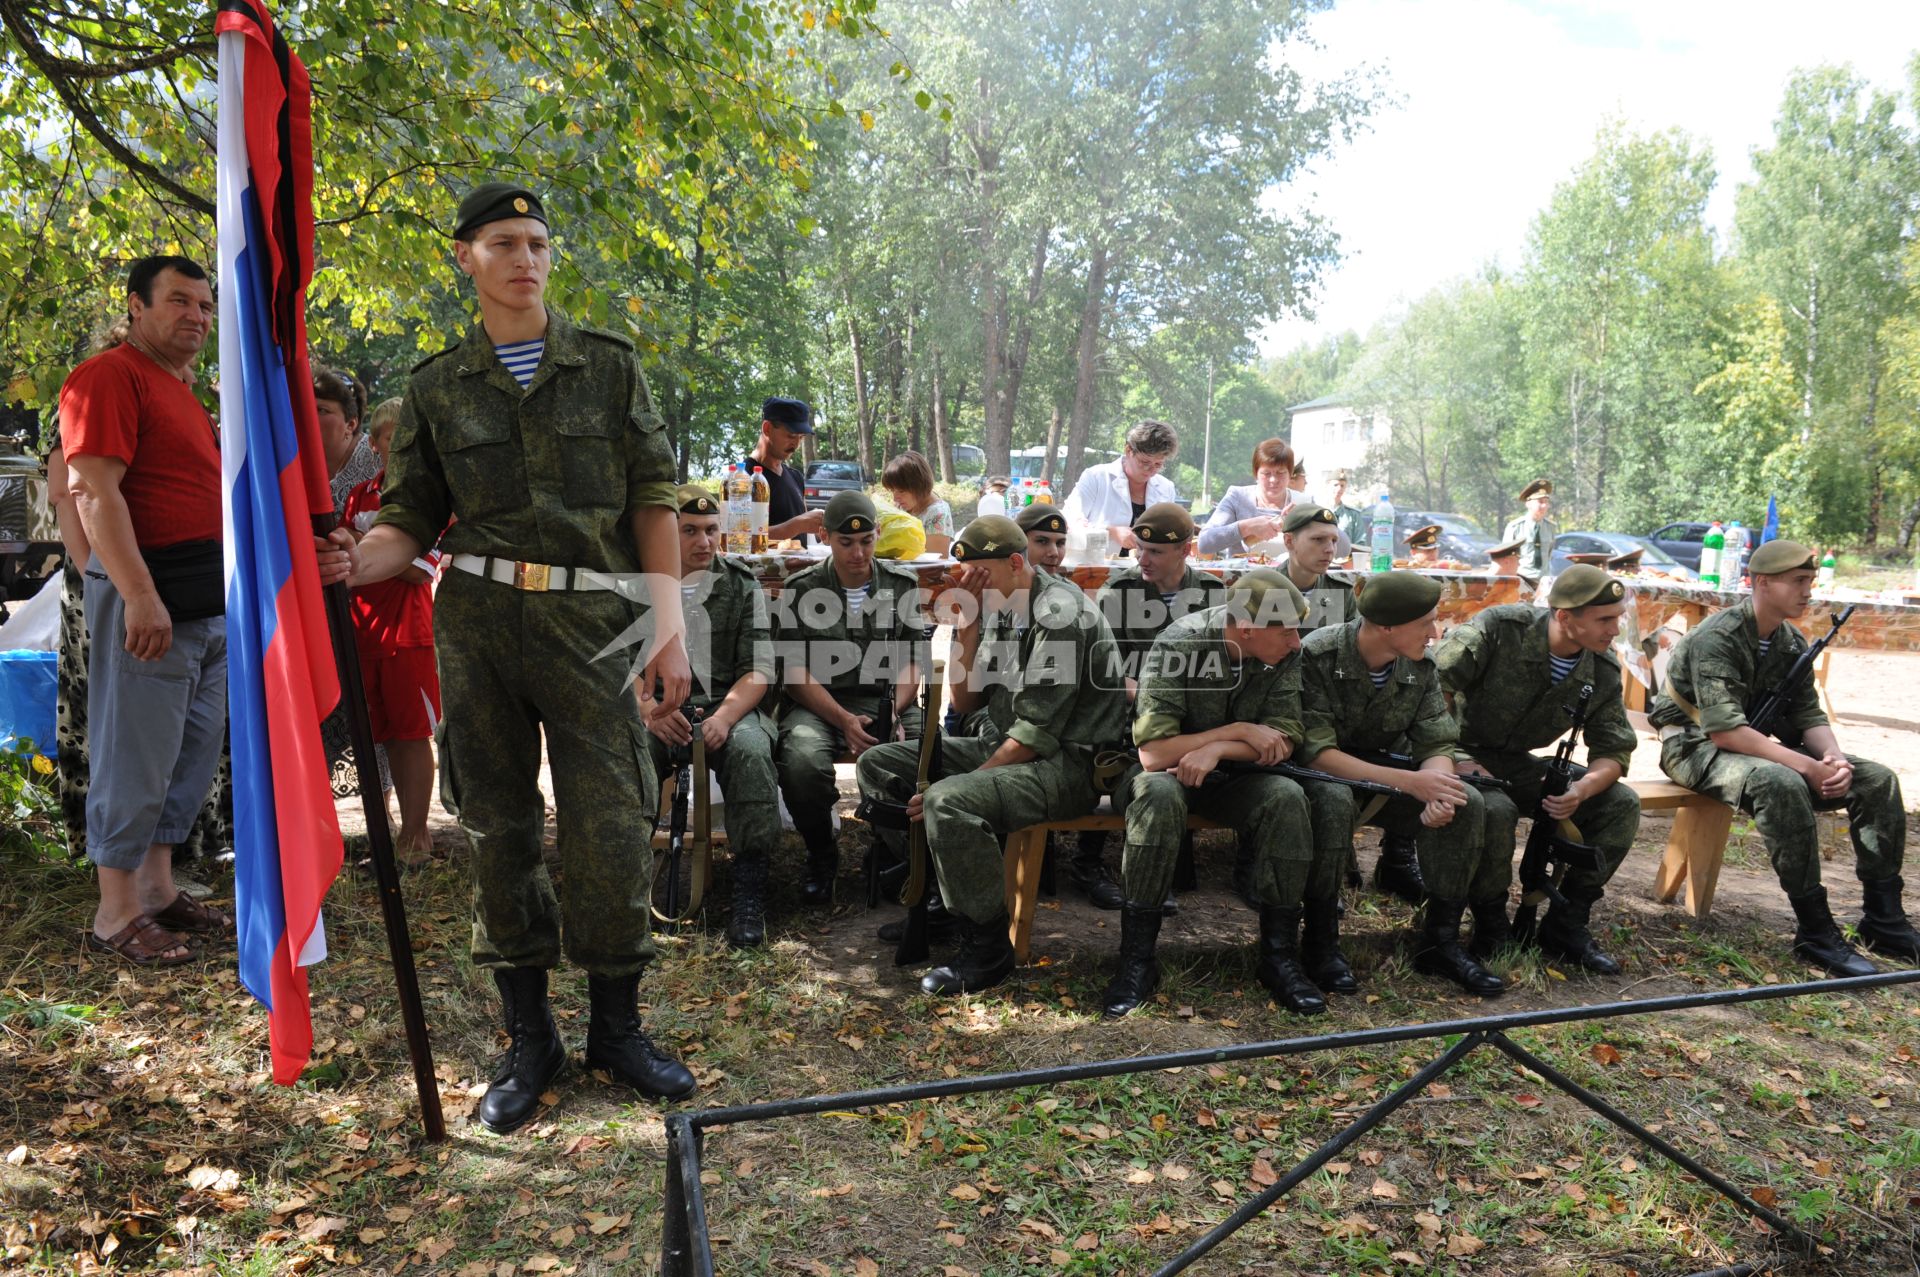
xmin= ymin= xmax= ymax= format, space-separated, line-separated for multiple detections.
xmin=1094 ymin=562 xmax=1226 ymax=676
xmin=684 ymin=556 xmax=776 ymax=714
xmin=1648 ymin=598 xmax=1826 ymax=771
xmin=1433 ymin=604 xmax=1636 ymax=771
xmin=1132 ymin=607 xmax=1304 ymax=750
xmin=773 ymin=557 xmax=928 ymax=696
xmin=1297 ymin=619 xmax=1457 ymax=765
xmin=969 ymin=569 xmax=1129 ymax=757
xmin=375 ymin=308 xmax=678 ymax=571
xmin=1275 ymin=556 xmax=1357 ymax=632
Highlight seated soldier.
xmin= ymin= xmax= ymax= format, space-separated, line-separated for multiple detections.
xmin=1275 ymin=504 xmax=1355 ymax=633
xmin=1405 ymin=523 xmax=1441 ymax=567
xmin=639 ymin=485 xmax=780 ymax=949
xmin=855 ymin=516 xmax=1127 ymax=995
xmin=1295 ymin=573 xmax=1507 ymax=996
xmin=1651 ymin=540 xmax=1920 ymax=974
xmin=1115 ymin=570 xmax=1325 ymax=1018
xmin=1436 ymin=566 xmax=1641 ymax=974
xmin=774 ymin=492 xmax=926 ymax=908
xmin=1016 ymin=501 xmax=1070 ymax=575
xmin=1486 ymin=538 xmax=1524 ymax=577
xmin=1077 ymin=504 xmax=1225 ymax=911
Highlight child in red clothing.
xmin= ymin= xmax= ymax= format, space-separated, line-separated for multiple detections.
xmin=343 ymin=397 xmax=445 ymax=864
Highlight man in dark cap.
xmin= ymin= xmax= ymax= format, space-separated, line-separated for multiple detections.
xmin=1276 ymin=504 xmax=1355 ymax=633
xmin=353 ymin=181 xmax=694 ymax=1130
xmin=773 ymin=491 xmax=927 ymax=907
xmin=746 ymin=396 xmax=825 ymax=543
xmin=1014 ymin=502 xmax=1070 ymax=574
xmin=1502 ymin=480 xmax=1555 ymax=580
xmin=855 ymin=516 xmax=1127 ymax=996
xmin=638 ymin=484 xmax=780 ymax=947
xmin=1295 ymin=572 xmax=1508 ymax=996
xmin=1111 ymin=570 xmax=1326 ymax=1018
xmin=1651 ymin=540 xmax=1919 ymax=974
xmin=1435 ymin=565 xmax=1641 ymax=973
xmin=1077 ymin=503 xmax=1225 ymax=910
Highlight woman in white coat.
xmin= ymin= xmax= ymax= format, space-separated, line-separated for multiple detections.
xmin=1062 ymin=420 xmax=1179 ymax=558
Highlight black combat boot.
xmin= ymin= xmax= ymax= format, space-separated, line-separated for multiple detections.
xmin=1374 ymin=832 xmax=1425 ymax=905
xmin=726 ymin=851 xmax=768 ymax=949
xmin=477 ymin=967 xmax=566 ymax=1134
xmin=878 ymin=881 xmax=958 ymax=943
xmin=1413 ymin=898 xmax=1506 ymax=996
xmin=1857 ymin=876 xmax=1920 ymax=962
xmin=584 ymin=972 xmax=697 ymax=1100
xmin=796 ymin=814 xmax=838 ymax=910
xmin=1255 ymin=906 xmax=1327 ymax=1016
xmin=1467 ymin=894 xmax=1512 ymax=962
xmin=1535 ymin=885 xmax=1622 ymax=975
xmin=920 ymin=913 xmax=1017 ymax=996
xmin=1069 ymin=832 xmax=1125 ymax=911
xmin=1101 ymin=903 xmax=1164 ymax=1018
xmin=1786 ymin=885 xmax=1875 ymax=975
xmin=1299 ymin=896 xmax=1358 ymax=995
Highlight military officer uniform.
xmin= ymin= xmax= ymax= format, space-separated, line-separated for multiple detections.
xmin=774 ymin=491 xmax=927 ymax=906
xmin=374 ymin=183 xmax=693 ymax=1128
xmin=1501 ymin=479 xmax=1555 ymax=580
xmin=856 ymin=516 xmax=1128 ymax=995
xmin=1651 ymin=539 xmax=1919 ymax=974
xmin=1435 ymin=568 xmax=1642 ymax=973
xmin=1296 ymin=573 xmax=1507 ymax=995
xmin=647 ymin=485 xmax=780 ymax=947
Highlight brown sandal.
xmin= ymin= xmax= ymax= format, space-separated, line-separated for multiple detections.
xmin=152 ymin=891 xmax=234 ymax=937
xmin=86 ymin=915 xmax=195 ymax=967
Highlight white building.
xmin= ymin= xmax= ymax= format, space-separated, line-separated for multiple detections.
xmin=1286 ymin=394 xmax=1391 ymax=499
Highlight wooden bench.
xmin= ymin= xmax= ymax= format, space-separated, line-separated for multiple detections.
xmin=1001 ymin=811 xmax=1227 ymax=961
xmin=1631 ymin=778 xmax=1737 ymax=919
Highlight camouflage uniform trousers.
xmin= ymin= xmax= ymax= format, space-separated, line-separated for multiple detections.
xmin=1299 ymin=780 xmax=1498 ymax=902
xmin=1661 ymin=742 xmax=1904 ymax=897
xmin=856 ymin=735 xmax=1099 ymax=925
xmin=1121 ymin=767 xmax=1312 ymax=907
xmin=643 ymin=706 xmax=781 ymax=864
xmin=435 ymin=572 xmax=658 ymax=976
xmin=1475 ymin=758 xmax=1639 ymax=897
xmin=775 ymin=693 xmax=925 ymax=835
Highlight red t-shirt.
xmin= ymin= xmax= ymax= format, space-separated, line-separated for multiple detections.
xmin=59 ymin=342 xmax=222 ymax=548
xmin=343 ymin=473 xmax=443 ymax=654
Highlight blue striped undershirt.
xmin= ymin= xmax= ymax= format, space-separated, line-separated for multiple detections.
xmin=1548 ymin=652 xmax=1579 ymax=682
xmin=1369 ymin=666 xmax=1391 ymax=688
xmin=494 ymin=338 xmax=544 ymax=389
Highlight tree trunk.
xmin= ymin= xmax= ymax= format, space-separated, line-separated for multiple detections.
xmin=930 ymin=350 xmax=954 ymax=482
xmin=843 ymin=288 xmax=875 ymax=476
xmin=973 ymin=74 xmax=1011 ymax=476
xmin=999 ymin=224 xmax=1051 ymax=449
xmin=673 ymin=235 xmax=707 ymax=482
xmin=1062 ymin=244 xmax=1110 ymax=493
xmin=1040 ymin=402 xmax=1064 ymax=485
xmin=1864 ymin=347 xmax=1882 ymax=545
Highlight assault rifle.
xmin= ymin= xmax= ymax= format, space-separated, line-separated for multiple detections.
xmin=1511 ymin=684 xmax=1603 ymax=941
xmin=854 ymin=672 xmax=945 ymax=966
xmin=1746 ymin=605 xmax=1855 ymax=750
xmin=653 ymin=707 xmax=711 ymax=924
xmin=862 ymin=688 xmax=897 ymax=908
xmin=1353 ymin=749 xmax=1512 ymax=793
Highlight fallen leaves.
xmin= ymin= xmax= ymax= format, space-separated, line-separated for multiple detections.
xmin=1589 ymin=1042 xmax=1623 ymax=1067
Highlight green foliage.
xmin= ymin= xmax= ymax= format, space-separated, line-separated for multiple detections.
xmin=0 ymin=738 xmax=58 ymax=856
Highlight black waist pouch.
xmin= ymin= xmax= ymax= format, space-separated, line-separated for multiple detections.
xmin=142 ymin=539 xmax=225 ymax=622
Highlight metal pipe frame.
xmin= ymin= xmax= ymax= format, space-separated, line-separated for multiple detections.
xmin=657 ymin=968 xmax=1918 ymax=1276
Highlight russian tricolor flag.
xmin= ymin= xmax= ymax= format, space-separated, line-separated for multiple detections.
xmin=216 ymin=0 xmax=346 ymax=1085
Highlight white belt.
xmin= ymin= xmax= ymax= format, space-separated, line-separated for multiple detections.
xmin=449 ymin=554 xmax=628 ymax=593
xmin=1657 ymin=724 xmax=1688 ymax=743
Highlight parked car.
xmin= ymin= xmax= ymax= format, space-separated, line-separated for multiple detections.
xmin=1393 ymin=510 xmax=1497 ymax=567
xmin=801 ymin=459 xmax=873 ymax=510
xmin=1550 ymin=531 xmax=1696 ymax=580
xmin=1646 ymin=521 xmax=1711 ymax=571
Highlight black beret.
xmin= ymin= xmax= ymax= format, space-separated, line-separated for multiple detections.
xmin=454 ymin=182 xmax=547 ymax=239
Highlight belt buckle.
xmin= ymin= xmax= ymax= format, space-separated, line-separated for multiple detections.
xmin=513 ymin=561 xmax=551 ymax=592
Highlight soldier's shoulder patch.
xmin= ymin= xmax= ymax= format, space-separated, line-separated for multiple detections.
xmin=577 ymin=324 xmax=637 ymax=351
xmin=409 ymin=343 xmax=460 ymax=376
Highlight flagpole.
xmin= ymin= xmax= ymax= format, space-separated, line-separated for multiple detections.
xmin=316 ymin=535 xmax=446 ymax=1142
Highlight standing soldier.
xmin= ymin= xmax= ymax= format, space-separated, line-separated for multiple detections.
xmin=1502 ymin=480 xmax=1555 ymax=582
xmin=774 ymin=491 xmax=926 ymax=908
xmin=640 ymin=485 xmax=780 ymax=948
xmin=353 ymin=183 xmax=695 ymax=1132
xmin=1014 ymin=502 xmax=1071 ymax=575
xmin=1295 ymin=574 xmax=1507 ymax=996
xmin=855 ymin=516 xmax=1127 ymax=995
xmin=1114 ymin=570 xmax=1325 ymax=1018
xmin=1651 ymin=541 xmax=1920 ymax=974
xmin=1435 ymin=566 xmax=1641 ymax=974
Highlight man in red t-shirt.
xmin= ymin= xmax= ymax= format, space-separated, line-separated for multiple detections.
xmin=343 ymin=397 xmax=446 ymax=865
xmin=62 ymin=255 xmax=354 ymax=967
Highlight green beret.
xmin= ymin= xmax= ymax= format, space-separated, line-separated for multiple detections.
xmin=1356 ymin=571 xmax=1443 ymax=626
xmin=1282 ymin=504 xmax=1337 ymax=535
xmin=1015 ymin=503 xmax=1068 ymax=536
xmin=1548 ymin=564 xmax=1626 ymax=608
xmin=952 ymin=515 xmax=1027 ymax=562
xmin=675 ymin=483 xmax=719 ymax=516
xmin=1748 ymin=539 xmax=1816 ymax=576
xmin=453 ymin=182 xmax=547 ymax=239
xmin=1132 ymin=501 xmax=1195 ymax=545
xmin=1405 ymin=523 xmax=1441 ymax=551
xmin=1223 ymin=568 xmax=1308 ymax=629
xmin=824 ymin=490 xmax=878 ymax=535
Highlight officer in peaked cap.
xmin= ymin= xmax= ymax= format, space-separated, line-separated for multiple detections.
xmin=1502 ymin=479 xmax=1555 ymax=581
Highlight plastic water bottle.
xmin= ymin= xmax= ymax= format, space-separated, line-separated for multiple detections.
xmin=1725 ymin=521 xmax=1749 ymax=590
xmin=749 ymin=466 xmax=771 ymax=554
xmin=1369 ymin=493 xmax=1395 ymax=573
xmin=723 ymin=465 xmax=753 ymax=554
xmin=1818 ymin=550 xmax=1836 ymax=591
xmin=1699 ymin=520 xmax=1724 ymax=589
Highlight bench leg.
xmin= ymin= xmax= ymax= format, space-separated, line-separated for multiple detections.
xmin=1659 ymin=800 xmax=1736 ymax=919
xmin=1004 ymin=829 xmax=1047 ymax=963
